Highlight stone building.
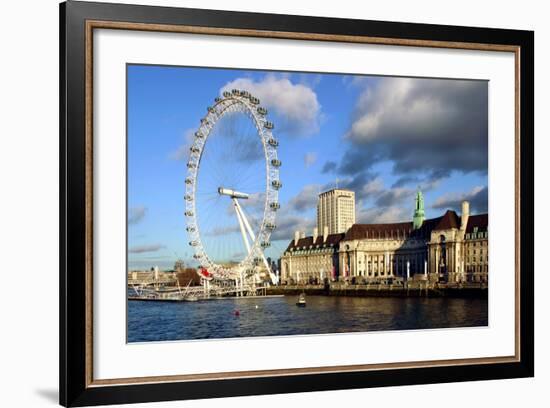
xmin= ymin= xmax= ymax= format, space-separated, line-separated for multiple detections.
xmin=280 ymin=226 xmax=344 ymax=284
xmin=339 ymin=220 xmax=432 ymax=283
xmin=281 ymin=190 xmax=488 ymax=285
xmin=317 ymin=189 xmax=356 ymax=235
xmin=339 ymin=190 xmax=430 ymax=282
xmin=127 ymin=266 xmax=178 ymax=287
xmin=428 ymin=201 xmax=488 ymax=283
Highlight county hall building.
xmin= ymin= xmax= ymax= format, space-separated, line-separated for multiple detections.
xmin=280 ymin=189 xmax=488 ymax=285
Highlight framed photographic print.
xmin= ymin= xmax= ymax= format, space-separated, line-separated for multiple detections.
xmin=60 ymin=0 xmax=534 ymax=406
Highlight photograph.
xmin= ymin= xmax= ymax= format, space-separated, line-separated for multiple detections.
xmin=126 ymin=65 xmax=489 ymax=343
xmin=53 ymin=1 xmax=536 ymax=405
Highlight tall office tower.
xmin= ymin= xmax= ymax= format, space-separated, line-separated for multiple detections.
xmin=317 ymin=189 xmax=356 ymax=235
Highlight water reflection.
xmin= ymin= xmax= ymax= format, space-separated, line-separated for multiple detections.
xmin=127 ymin=296 xmax=488 ymax=343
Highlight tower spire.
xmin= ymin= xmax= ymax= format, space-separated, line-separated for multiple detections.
xmin=413 ymin=188 xmax=425 ymax=229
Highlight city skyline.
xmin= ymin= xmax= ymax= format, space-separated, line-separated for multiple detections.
xmin=127 ymin=64 xmax=488 ymax=270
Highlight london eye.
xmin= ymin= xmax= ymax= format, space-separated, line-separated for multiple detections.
xmin=184 ymin=89 xmax=281 ymax=286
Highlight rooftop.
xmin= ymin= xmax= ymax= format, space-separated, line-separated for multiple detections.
xmin=466 ymin=213 xmax=488 ymax=233
xmin=340 ymin=210 xmax=488 ymax=242
xmin=286 ymin=232 xmax=345 ymax=251
xmin=319 ymin=188 xmax=355 ymax=195
xmin=433 ymin=210 xmax=461 ymax=231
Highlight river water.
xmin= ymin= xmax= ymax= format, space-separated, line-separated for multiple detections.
xmin=127 ymin=295 xmax=487 ymax=342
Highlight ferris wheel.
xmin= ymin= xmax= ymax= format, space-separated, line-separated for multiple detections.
xmin=184 ymin=89 xmax=282 ymax=284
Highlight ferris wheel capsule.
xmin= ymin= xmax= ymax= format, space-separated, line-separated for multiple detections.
xmin=198 ymin=267 xmax=213 ymax=281
xmin=272 ymin=180 xmax=282 ymax=189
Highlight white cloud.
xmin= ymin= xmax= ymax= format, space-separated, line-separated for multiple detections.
xmin=239 ymin=192 xmax=266 ymax=216
xmin=221 ymin=75 xmax=321 ymax=136
xmin=374 ymin=187 xmax=415 ymax=207
xmin=357 ymin=206 xmax=410 ymax=224
xmin=205 ymin=225 xmax=240 ymax=237
xmin=128 ymin=206 xmax=147 ymax=225
xmin=432 ymin=185 xmax=484 ymax=206
xmin=348 ymin=78 xmax=430 ymax=143
xmin=270 ymin=209 xmax=316 ymax=241
xmin=169 ymin=129 xmax=195 ymax=161
xmin=129 ymin=244 xmax=166 ymax=254
xmin=288 ymin=184 xmax=320 ymax=212
xmin=304 ymin=152 xmax=317 ymax=168
xmin=339 ymin=77 xmax=488 ymax=177
xmin=342 ymin=75 xmax=370 ymax=89
xmin=419 ymin=177 xmax=443 ymax=192
xmin=432 ymin=185 xmax=488 ymax=213
xmin=360 ymin=177 xmax=385 ymax=197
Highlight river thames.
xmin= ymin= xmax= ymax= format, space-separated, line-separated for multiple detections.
xmin=127 ymin=295 xmax=488 ymax=342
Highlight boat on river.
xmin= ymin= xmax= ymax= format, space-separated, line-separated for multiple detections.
xmin=183 ymin=295 xmax=199 ymax=302
xmin=296 ymin=292 xmax=306 ymax=307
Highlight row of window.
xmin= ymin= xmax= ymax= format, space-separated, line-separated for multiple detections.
xmin=287 ymin=247 xmax=335 ymax=255
xmin=358 ymin=258 xmax=425 ymax=265
xmin=465 ymin=231 xmax=488 ymax=239
xmin=466 ymin=265 xmax=488 ymax=273
xmin=466 ymin=256 xmax=488 ymax=264
xmin=466 ymin=240 xmax=488 ymax=247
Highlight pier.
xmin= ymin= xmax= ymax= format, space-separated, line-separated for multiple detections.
xmin=266 ymin=282 xmax=488 ymax=298
xmin=128 ymin=280 xmax=274 ymax=302
xmin=128 ymin=279 xmax=487 ymax=302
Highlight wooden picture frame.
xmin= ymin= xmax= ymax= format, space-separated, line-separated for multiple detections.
xmin=60 ymin=1 xmax=534 ymax=406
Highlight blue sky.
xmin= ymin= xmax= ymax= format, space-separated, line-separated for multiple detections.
xmin=127 ymin=64 xmax=488 ymax=270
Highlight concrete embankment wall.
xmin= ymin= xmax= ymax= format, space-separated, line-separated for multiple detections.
xmin=266 ymin=285 xmax=488 ymax=299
